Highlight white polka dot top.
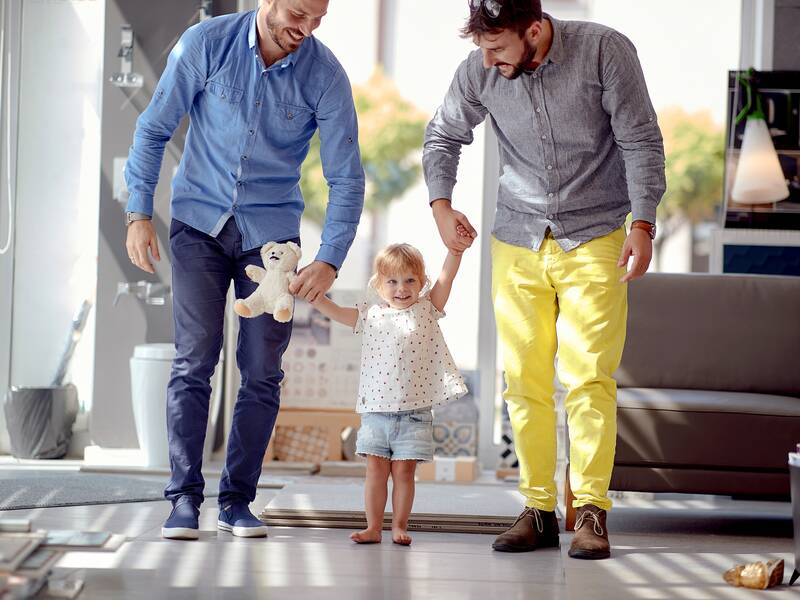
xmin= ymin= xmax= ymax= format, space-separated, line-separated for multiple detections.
xmin=353 ymin=296 xmax=468 ymax=414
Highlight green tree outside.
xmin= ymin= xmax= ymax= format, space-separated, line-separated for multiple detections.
xmin=654 ymin=107 xmax=725 ymax=268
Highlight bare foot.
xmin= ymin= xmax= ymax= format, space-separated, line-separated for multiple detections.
xmin=350 ymin=529 xmax=382 ymax=544
xmin=392 ymin=527 xmax=411 ymax=546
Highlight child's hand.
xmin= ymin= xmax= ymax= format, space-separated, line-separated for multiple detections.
xmin=455 ymin=224 xmax=472 ymax=251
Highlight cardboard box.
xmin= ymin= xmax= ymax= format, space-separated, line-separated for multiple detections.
xmin=416 ymin=456 xmax=479 ymax=482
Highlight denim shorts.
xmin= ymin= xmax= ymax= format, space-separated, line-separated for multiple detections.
xmin=356 ymin=409 xmax=434 ymax=462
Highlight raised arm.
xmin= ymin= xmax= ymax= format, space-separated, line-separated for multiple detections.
xmin=429 ymin=252 xmax=462 ymax=314
xmin=311 ymin=295 xmax=359 ymax=330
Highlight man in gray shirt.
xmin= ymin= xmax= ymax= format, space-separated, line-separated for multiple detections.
xmin=424 ymin=0 xmax=665 ymax=560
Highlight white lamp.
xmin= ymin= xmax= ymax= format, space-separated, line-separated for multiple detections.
xmin=730 ymin=72 xmax=790 ymax=205
xmin=731 ymin=117 xmax=790 ymax=204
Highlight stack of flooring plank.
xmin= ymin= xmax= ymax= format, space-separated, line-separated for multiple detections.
xmin=260 ymin=482 xmax=543 ymax=534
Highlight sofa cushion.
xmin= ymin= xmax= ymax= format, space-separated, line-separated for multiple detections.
xmin=616 ymin=273 xmax=800 ymax=396
xmin=616 ymin=388 xmax=800 ymax=471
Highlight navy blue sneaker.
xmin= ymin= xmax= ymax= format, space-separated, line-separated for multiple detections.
xmin=218 ymin=503 xmax=268 ymax=538
xmin=162 ymin=497 xmax=200 ymax=540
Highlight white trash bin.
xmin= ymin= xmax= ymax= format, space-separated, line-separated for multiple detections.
xmin=130 ymin=344 xmax=223 ymax=468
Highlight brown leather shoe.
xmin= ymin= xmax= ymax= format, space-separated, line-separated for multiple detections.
xmin=492 ymin=507 xmax=559 ymax=552
xmin=568 ymin=504 xmax=610 ymax=560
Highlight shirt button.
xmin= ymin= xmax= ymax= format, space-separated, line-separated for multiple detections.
xmin=287 ymin=112 xmax=294 ymax=119
xmin=241 ymin=155 xmax=248 ymax=160
xmin=236 ymin=181 xmax=243 ymax=187
xmin=249 ymin=129 xmax=254 ymax=135
xmin=547 ymin=165 xmax=553 ymax=170
xmin=255 ymin=100 xmax=261 ymax=107
xmin=536 ymin=107 xmax=542 ymax=113
xmin=541 ymin=134 xmax=547 ymax=140
xmin=548 ymin=193 xmax=554 ymax=198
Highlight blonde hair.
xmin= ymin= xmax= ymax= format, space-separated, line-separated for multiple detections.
xmin=368 ymin=243 xmax=428 ymax=291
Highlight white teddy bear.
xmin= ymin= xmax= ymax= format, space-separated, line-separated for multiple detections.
xmin=233 ymin=241 xmax=301 ymax=323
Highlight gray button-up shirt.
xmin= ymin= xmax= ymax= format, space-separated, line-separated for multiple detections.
xmin=423 ymin=15 xmax=666 ymax=252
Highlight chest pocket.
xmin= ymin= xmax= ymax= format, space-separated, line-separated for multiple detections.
xmin=270 ymin=101 xmax=316 ymax=147
xmin=205 ymin=80 xmax=244 ymax=104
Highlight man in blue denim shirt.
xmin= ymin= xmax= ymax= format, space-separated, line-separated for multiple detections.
xmin=124 ymin=0 xmax=364 ymax=540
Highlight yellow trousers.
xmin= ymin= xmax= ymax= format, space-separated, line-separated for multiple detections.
xmin=491 ymin=228 xmax=628 ymax=512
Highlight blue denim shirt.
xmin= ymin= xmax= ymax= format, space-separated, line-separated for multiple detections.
xmin=124 ymin=11 xmax=365 ymax=268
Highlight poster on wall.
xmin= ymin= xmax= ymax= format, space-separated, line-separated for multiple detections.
xmin=723 ymin=70 xmax=800 ymax=230
xmin=280 ymin=290 xmax=363 ymax=410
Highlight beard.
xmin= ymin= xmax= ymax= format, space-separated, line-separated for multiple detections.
xmin=266 ymin=4 xmax=305 ymax=53
xmin=496 ymin=39 xmax=537 ymax=80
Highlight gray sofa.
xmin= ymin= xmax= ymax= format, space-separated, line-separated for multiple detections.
xmin=565 ymin=272 xmax=800 ymax=528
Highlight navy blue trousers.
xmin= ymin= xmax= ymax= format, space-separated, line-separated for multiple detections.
xmin=165 ymin=218 xmax=294 ymax=507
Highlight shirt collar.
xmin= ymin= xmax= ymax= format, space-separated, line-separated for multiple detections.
xmin=248 ymin=9 xmax=300 ymax=69
xmin=542 ymin=13 xmax=564 ymax=65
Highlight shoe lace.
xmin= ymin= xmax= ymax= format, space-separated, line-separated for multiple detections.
xmin=574 ymin=509 xmax=604 ymax=536
xmin=512 ymin=507 xmax=544 ymax=533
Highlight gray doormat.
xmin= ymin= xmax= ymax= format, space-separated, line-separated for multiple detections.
xmin=0 ymin=470 xmax=219 ymax=510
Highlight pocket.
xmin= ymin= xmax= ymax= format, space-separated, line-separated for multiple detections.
xmin=408 ymin=410 xmax=433 ymax=424
xmin=266 ymin=102 xmax=317 ymax=148
xmin=274 ymin=101 xmax=315 ymax=128
xmin=204 ymin=80 xmax=244 ymax=104
xmin=169 ymin=219 xmax=189 ymax=240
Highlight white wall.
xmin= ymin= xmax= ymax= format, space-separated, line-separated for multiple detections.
xmin=587 ymin=0 xmax=742 ymax=125
xmin=10 ymin=0 xmax=103 ymax=405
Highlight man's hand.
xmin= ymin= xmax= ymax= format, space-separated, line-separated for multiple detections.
xmin=431 ymin=199 xmax=477 ymax=256
xmin=618 ymin=228 xmax=652 ymax=283
xmin=126 ymin=220 xmax=160 ymax=274
xmin=288 ymin=260 xmax=336 ymax=303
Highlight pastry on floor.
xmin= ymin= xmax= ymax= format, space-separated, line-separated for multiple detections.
xmin=723 ymin=558 xmax=784 ymax=589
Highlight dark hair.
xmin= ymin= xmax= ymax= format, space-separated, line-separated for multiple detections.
xmin=460 ymin=0 xmax=543 ymax=38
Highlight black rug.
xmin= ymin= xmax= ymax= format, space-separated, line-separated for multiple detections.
xmin=0 ymin=470 xmax=219 ymax=510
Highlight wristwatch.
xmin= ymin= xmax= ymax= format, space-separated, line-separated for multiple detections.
xmin=631 ymin=220 xmax=656 ymax=240
xmin=126 ymin=212 xmax=151 ymax=227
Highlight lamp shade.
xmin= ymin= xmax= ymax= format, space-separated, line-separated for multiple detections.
xmin=731 ymin=116 xmax=790 ymax=204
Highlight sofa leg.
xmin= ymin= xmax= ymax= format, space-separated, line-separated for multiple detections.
xmin=564 ymin=463 xmax=576 ymax=532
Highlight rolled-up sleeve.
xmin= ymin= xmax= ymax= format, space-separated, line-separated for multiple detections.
xmin=124 ymin=24 xmax=208 ymax=216
xmin=422 ymin=58 xmax=488 ymax=205
xmin=600 ymin=32 xmax=666 ymax=224
xmin=315 ymin=68 xmax=365 ymax=270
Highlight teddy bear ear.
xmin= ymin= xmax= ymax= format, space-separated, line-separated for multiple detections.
xmin=286 ymin=241 xmax=302 ymax=259
xmin=262 ymin=241 xmax=277 ymax=253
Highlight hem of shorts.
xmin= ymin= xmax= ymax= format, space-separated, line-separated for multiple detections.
xmin=356 ymin=450 xmax=391 ymax=460
xmin=357 ymin=451 xmax=431 ymax=462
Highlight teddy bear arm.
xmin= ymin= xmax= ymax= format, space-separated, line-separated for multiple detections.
xmin=246 ymin=265 xmax=268 ymax=283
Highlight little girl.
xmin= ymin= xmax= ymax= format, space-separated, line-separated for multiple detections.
xmin=311 ymin=243 xmax=467 ymax=545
